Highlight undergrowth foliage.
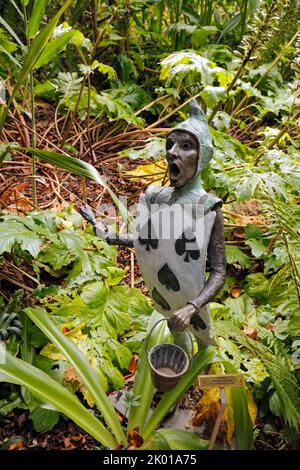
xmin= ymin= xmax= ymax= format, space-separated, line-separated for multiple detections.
xmin=0 ymin=0 xmax=299 ymax=449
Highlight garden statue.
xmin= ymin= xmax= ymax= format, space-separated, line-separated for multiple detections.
xmin=80 ymin=100 xmax=226 ymax=355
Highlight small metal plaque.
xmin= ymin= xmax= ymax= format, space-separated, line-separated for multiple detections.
xmin=198 ymin=374 xmax=245 ymax=388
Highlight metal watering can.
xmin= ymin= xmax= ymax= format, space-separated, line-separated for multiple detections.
xmin=146 ymin=318 xmax=193 ymax=392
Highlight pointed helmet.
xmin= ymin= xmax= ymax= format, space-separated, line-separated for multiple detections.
xmin=173 ymin=99 xmax=213 ymax=173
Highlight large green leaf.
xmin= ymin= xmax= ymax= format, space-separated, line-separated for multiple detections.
xmin=17 ymin=147 xmax=132 ymax=229
xmin=142 ymin=345 xmax=215 ymax=440
xmin=0 ymin=16 xmax=25 ymax=48
xmin=0 ymin=220 xmax=43 ymax=257
xmin=140 ymin=431 xmax=171 ymax=450
xmin=201 ymin=86 xmax=227 ymax=109
xmin=0 ymin=345 xmax=116 ymax=448
xmin=35 ymin=31 xmax=75 ymax=69
xmin=27 ymin=0 xmax=50 ymax=39
xmin=128 ymin=311 xmax=172 ymax=432
xmin=38 ymin=244 xmax=76 ymax=270
xmin=81 ymin=283 xmax=132 ymax=335
xmin=217 ymin=13 xmax=241 ymax=43
xmin=160 ymin=51 xmax=232 ymax=89
xmin=155 ymin=428 xmax=209 ymax=450
xmin=225 ymin=245 xmax=250 ymax=269
xmin=24 ymin=307 xmax=126 ymax=444
xmin=29 ymin=407 xmax=59 ymax=433
xmin=223 ymin=361 xmax=253 ymax=450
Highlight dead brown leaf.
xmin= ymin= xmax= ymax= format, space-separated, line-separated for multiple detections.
xmin=230 ymin=287 xmax=241 ymax=298
xmin=63 ymin=437 xmax=76 ymax=449
xmin=71 ymin=435 xmax=84 ymax=442
xmin=242 ymin=327 xmax=257 ymax=340
xmin=128 ymin=354 xmax=139 ymax=373
xmin=115 ymin=443 xmax=125 ymax=450
xmin=265 ymin=323 xmax=277 ymax=331
xmin=62 ymin=326 xmax=71 ymax=335
xmin=127 ymin=429 xmax=144 ymax=448
xmin=64 ymin=365 xmax=81 ymax=384
xmin=8 ymin=441 xmax=24 ymax=450
xmin=232 ymin=227 xmax=245 ymax=239
xmin=63 ymin=435 xmax=86 ymax=449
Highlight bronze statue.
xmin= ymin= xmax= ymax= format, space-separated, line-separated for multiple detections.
xmin=80 ymin=100 xmax=226 ymax=354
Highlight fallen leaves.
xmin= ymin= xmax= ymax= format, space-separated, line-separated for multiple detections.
xmin=126 ymin=161 xmax=167 ymax=186
xmin=8 ymin=440 xmax=24 ymax=450
xmin=63 ymin=435 xmax=86 ymax=450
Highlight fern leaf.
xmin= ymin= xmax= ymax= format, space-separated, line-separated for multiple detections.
xmin=215 ymin=320 xmax=300 ymax=430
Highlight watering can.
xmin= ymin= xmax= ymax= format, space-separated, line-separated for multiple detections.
xmin=146 ymin=318 xmax=193 ymax=392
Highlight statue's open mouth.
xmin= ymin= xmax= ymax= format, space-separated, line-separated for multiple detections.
xmin=169 ymin=163 xmax=180 ymax=179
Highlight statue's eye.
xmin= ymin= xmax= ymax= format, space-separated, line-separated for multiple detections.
xmin=181 ymin=141 xmax=190 ymax=151
xmin=166 ymin=140 xmax=174 ymax=150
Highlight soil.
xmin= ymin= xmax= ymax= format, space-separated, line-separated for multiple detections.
xmin=0 ymin=407 xmax=100 ymax=450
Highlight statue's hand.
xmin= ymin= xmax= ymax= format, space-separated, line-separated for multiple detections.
xmin=79 ymin=204 xmax=109 ymax=240
xmin=168 ymin=304 xmax=197 ymax=332
xmin=94 ymin=221 xmax=109 ymax=240
xmin=78 ymin=204 xmax=97 ymax=226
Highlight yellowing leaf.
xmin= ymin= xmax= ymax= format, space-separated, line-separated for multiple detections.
xmin=192 ymin=386 xmax=234 ymax=444
xmin=194 ymin=363 xmax=254 ymax=444
xmin=247 ymin=389 xmax=257 ymax=425
xmin=40 ymin=343 xmax=65 ymax=361
xmin=126 ymin=162 xmax=167 ymax=186
xmin=64 ymin=365 xmax=94 ymax=407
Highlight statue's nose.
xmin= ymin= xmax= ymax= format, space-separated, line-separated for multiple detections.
xmin=167 ymin=143 xmax=179 ymax=158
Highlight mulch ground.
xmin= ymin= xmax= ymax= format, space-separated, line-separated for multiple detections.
xmin=0 ymin=409 xmax=100 ymax=450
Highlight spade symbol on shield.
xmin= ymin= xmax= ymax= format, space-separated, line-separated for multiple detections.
xmin=152 ymin=287 xmax=170 ymax=311
xmin=138 ymin=218 xmax=158 ymax=252
xmin=190 ymin=314 xmax=206 ymax=330
xmin=175 ymin=228 xmax=200 ymax=262
xmin=157 ymin=263 xmax=180 ymax=292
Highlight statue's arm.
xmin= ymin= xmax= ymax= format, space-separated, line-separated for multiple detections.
xmin=190 ymin=206 xmax=226 ymax=310
xmin=168 ymin=207 xmax=226 ymax=331
xmin=79 ymin=204 xmax=134 ymax=248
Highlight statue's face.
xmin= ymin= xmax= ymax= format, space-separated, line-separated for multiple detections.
xmin=166 ymin=131 xmax=199 ymax=188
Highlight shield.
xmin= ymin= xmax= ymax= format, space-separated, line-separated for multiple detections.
xmin=133 ymin=193 xmax=217 ymax=345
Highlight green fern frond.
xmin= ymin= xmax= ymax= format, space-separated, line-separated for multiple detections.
xmin=281 ymin=426 xmax=300 ymax=446
xmin=215 ymin=320 xmax=300 ymax=430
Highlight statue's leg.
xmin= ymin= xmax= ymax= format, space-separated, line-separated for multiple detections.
xmin=172 ymin=330 xmax=211 ymax=356
xmin=195 ymin=335 xmax=209 ymax=352
xmin=193 ymin=332 xmax=217 ymax=374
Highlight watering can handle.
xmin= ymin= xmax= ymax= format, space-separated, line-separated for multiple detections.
xmin=145 ymin=318 xmax=194 ymax=369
